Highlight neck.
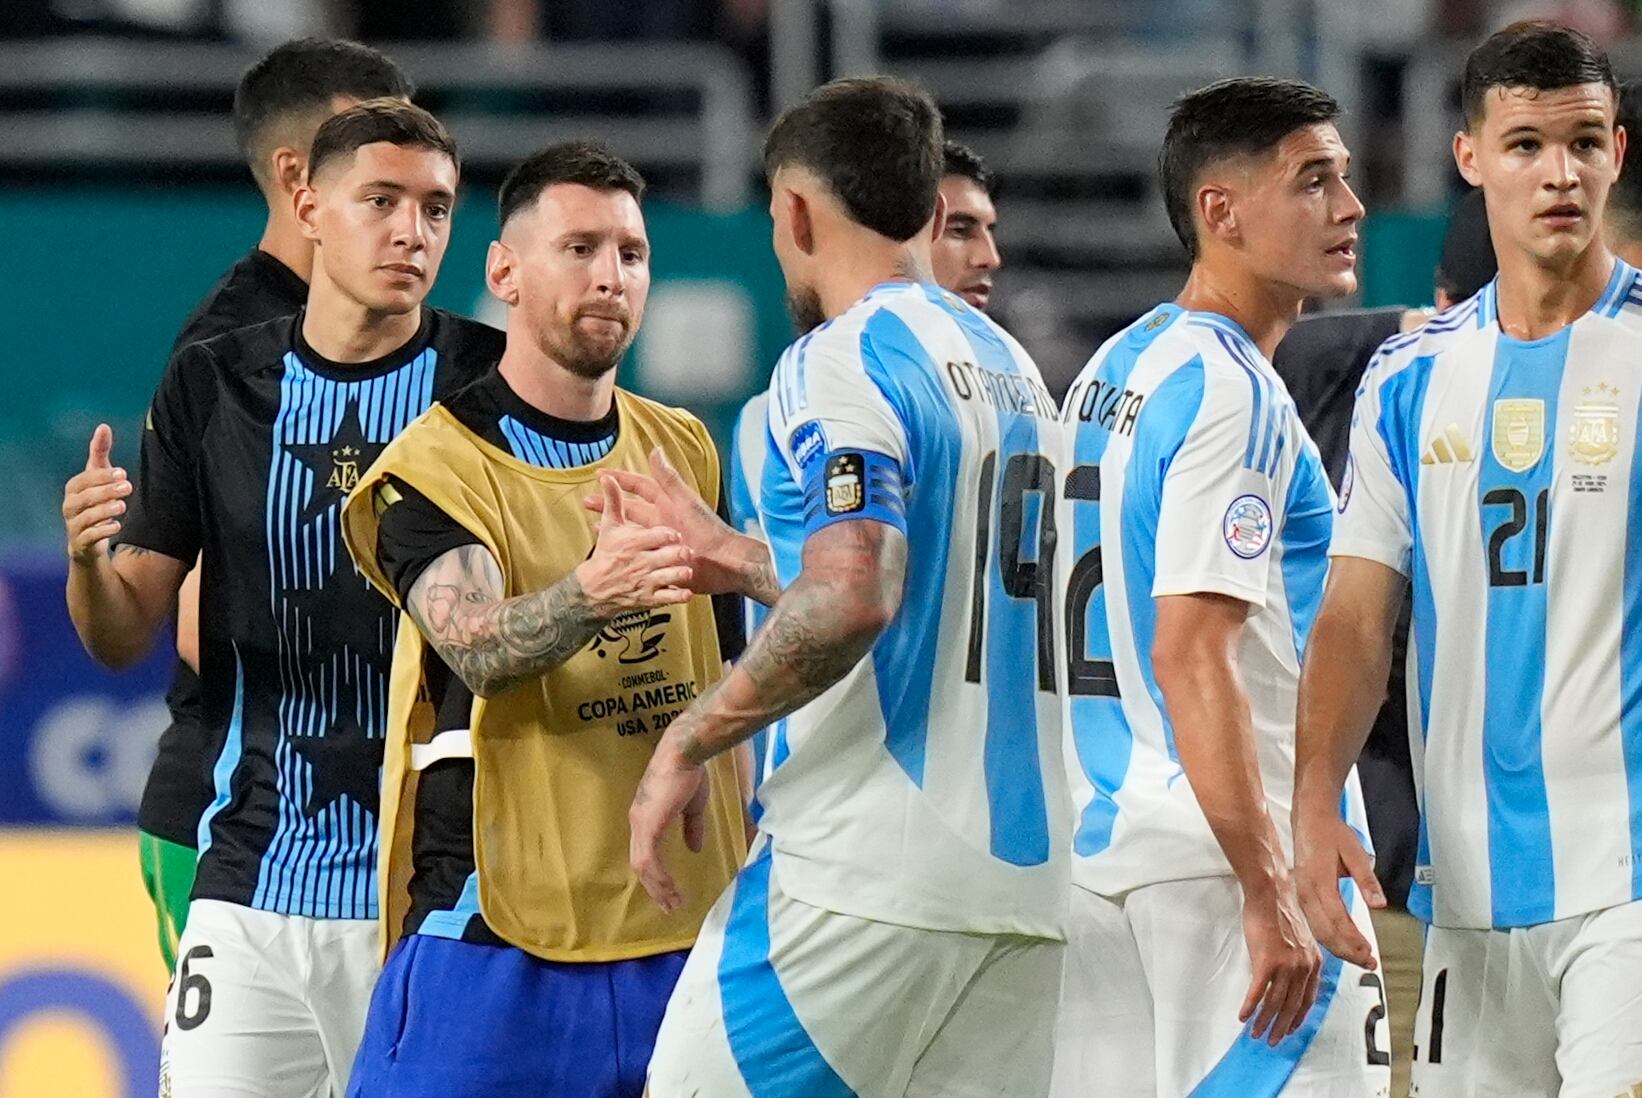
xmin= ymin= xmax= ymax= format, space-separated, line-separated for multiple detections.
xmin=300 ymin=268 xmax=422 ymax=364
xmin=1493 ymin=240 xmax=1614 ymax=341
xmin=1175 ymin=253 xmax=1304 ymax=360
xmin=257 ymin=204 xmax=315 ymax=283
xmin=497 ymin=332 xmax=617 ymax=422
xmin=817 ymin=232 xmax=932 ymax=320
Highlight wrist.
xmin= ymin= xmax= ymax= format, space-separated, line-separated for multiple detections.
xmin=568 ymin=562 xmax=613 ymax=622
xmin=656 ymin=729 xmax=707 ymax=770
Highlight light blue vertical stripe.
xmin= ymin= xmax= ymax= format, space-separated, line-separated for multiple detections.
xmin=1279 ymin=442 xmax=1333 ymax=661
xmin=1624 ymin=378 xmax=1642 ymax=901
xmin=719 ymin=847 xmax=856 ymax=1098
xmin=1120 ymin=362 xmax=1207 ymax=764
xmin=757 ymin=417 xmax=806 ymax=795
xmin=945 ymin=295 xmax=1051 ymax=866
xmin=1187 ymin=880 xmax=1355 ymax=1096
xmin=855 ymin=306 xmax=961 ymax=788
xmin=1375 ymin=354 xmax=1439 ymax=922
xmin=1068 ymin=305 xmax=1182 ymax=857
xmin=197 ymin=647 xmax=247 ymax=855
xmin=1478 ymin=329 xmax=1565 ymax=927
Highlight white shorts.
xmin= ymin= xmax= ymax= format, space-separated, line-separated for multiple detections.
xmin=1410 ymin=899 xmax=1642 ymax=1098
xmin=647 ymin=847 xmax=1065 ymax=1098
xmin=158 ymin=898 xmax=380 ymax=1098
xmin=1052 ymin=876 xmax=1390 ymax=1098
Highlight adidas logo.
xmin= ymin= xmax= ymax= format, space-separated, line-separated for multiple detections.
xmin=1421 ymin=423 xmax=1474 ymax=464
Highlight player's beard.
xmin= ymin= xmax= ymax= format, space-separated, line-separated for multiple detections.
xmin=786 ymin=285 xmax=825 ymax=335
xmin=543 ymin=309 xmax=636 ymax=380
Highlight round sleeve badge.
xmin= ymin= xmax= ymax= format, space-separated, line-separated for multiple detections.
xmin=1223 ymin=494 xmax=1273 ymax=559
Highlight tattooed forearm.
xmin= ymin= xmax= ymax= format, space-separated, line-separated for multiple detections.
xmin=407 ymin=544 xmax=605 ymax=698
xmin=665 ymin=521 xmax=907 ymax=765
xmin=733 ymin=538 xmax=783 ymax=607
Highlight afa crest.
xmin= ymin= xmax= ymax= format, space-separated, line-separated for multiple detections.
xmin=1569 ymin=382 xmax=1621 ymax=466
xmin=1491 ymin=399 xmax=1545 ymax=473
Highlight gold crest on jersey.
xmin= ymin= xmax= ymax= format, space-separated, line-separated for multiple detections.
xmin=1569 ymin=382 xmax=1621 ymax=466
xmin=1492 ymin=398 xmax=1545 ymax=473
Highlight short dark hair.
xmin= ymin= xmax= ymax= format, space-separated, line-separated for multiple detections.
xmin=1460 ymin=21 xmax=1616 ymax=129
xmin=307 ymin=98 xmax=457 ymax=182
xmin=764 ymin=76 xmax=944 ymax=242
xmin=1607 ymin=78 xmax=1642 ymax=243
xmin=943 ymin=140 xmax=997 ymax=198
xmin=1159 ymin=77 xmax=1341 ymax=259
xmin=498 ymin=140 xmax=646 ymax=229
xmin=233 ymin=38 xmax=413 ymax=186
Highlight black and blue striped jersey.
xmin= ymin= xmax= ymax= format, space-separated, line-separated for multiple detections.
xmin=119 ymin=308 xmax=503 ymax=919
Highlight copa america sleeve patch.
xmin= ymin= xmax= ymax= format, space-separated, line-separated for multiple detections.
xmin=1223 ymin=494 xmax=1273 ymax=559
xmin=802 ymin=448 xmax=908 ymax=535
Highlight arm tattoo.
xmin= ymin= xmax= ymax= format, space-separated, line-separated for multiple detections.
xmin=668 ymin=521 xmax=907 ymax=764
xmin=732 ymin=538 xmax=783 ymax=607
xmin=406 ymin=544 xmax=605 ymax=698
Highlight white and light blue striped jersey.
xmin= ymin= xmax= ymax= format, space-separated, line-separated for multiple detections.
xmin=1335 ymin=259 xmax=1642 ymax=930
xmin=1058 ymin=303 xmax=1368 ymax=897
xmin=755 ymin=281 xmax=1069 ymax=939
xmin=727 ymin=391 xmax=773 ymax=790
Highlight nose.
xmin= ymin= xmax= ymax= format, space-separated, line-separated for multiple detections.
xmin=973 ymin=230 xmax=1002 ymax=273
xmin=390 ymin=200 xmax=426 ymax=251
xmin=591 ymin=244 xmax=626 ymax=296
xmin=1336 ymin=178 xmax=1366 ymax=225
xmin=1546 ymin=146 xmax=1579 ymax=192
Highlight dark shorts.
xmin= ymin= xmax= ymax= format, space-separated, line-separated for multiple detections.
xmin=347 ymin=933 xmax=688 ymax=1097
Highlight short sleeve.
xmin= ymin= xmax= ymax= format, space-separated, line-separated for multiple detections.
xmin=768 ymin=324 xmax=910 ymax=537
xmin=1151 ymin=369 xmax=1290 ymax=608
xmin=1329 ymin=352 xmax=1415 ymax=576
xmin=116 ymin=343 xmax=212 ymax=563
xmin=373 ymin=478 xmax=482 ymax=605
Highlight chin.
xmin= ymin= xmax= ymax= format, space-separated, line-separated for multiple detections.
xmin=368 ymin=291 xmax=423 ymax=316
xmin=1297 ymin=269 xmax=1358 ymax=300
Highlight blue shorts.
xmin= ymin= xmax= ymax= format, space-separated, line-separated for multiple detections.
xmin=346 ymin=933 xmax=688 ymax=1097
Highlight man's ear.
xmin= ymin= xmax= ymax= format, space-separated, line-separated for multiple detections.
xmin=294 ymin=180 xmax=321 ymax=243
xmin=928 ymin=190 xmax=948 ymax=243
xmin=784 ymin=189 xmax=817 ymax=256
xmin=485 ymin=240 xmax=521 ymax=306
xmin=1453 ymin=130 xmax=1482 ymax=188
xmin=1196 ymin=183 xmax=1237 ymax=248
xmin=269 ymin=144 xmax=306 ymax=199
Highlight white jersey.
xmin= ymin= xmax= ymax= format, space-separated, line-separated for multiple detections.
xmin=756 ymin=281 xmax=1069 ymax=939
xmin=1335 ymin=261 xmax=1642 ymax=930
xmin=1058 ymin=304 xmax=1368 ymax=897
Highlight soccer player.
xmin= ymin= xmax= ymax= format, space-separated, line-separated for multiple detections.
xmin=726 ymin=135 xmax=1008 ymax=789
xmin=627 ymin=76 xmax=1068 ymax=1097
xmin=337 ymin=141 xmax=750 ymax=1097
xmin=1051 ymin=78 xmax=1388 ymax=1097
xmin=61 ymin=100 xmax=501 ymax=1097
xmin=1293 ymin=22 xmax=1642 ymax=1097
xmin=138 ymin=37 xmax=412 ymax=970
xmin=931 ymin=139 xmax=1003 ymax=311
xmin=1270 ymin=194 xmax=1496 ymax=1098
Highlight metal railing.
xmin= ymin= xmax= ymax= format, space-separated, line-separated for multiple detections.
xmin=0 ymin=37 xmax=759 ymax=210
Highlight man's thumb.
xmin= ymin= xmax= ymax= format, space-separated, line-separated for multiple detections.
xmin=87 ymin=424 xmax=114 ymax=470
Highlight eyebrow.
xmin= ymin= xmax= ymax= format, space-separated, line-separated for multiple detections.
xmin=560 ymin=229 xmax=650 ymax=249
xmin=359 ymin=180 xmax=455 ymax=202
xmin=1295 ymin=155 xmax=1345 ymax=177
